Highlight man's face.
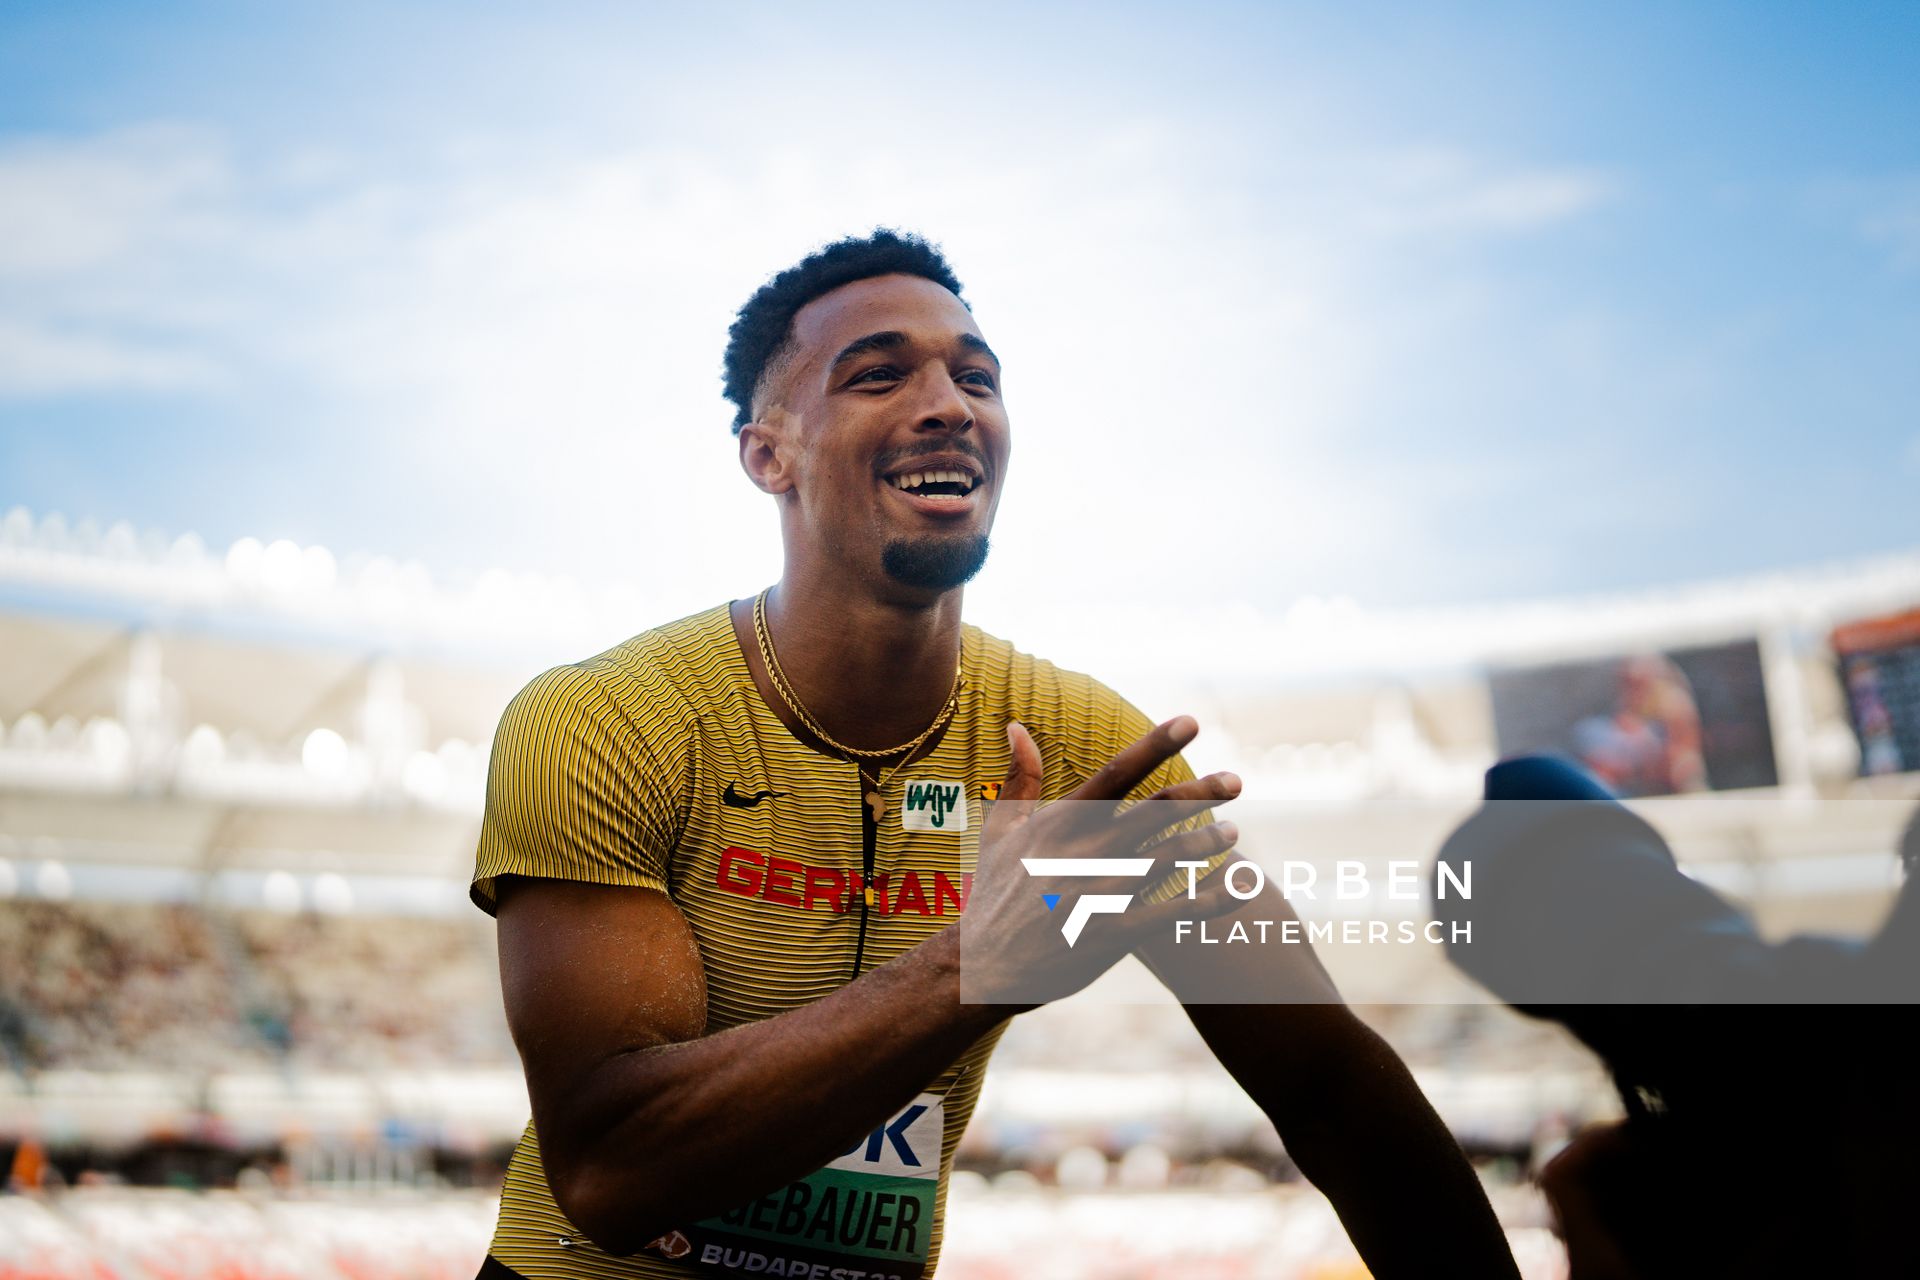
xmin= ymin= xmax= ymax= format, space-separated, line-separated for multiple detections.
xmin=745 ymin=273 xmax=1008 ymax=596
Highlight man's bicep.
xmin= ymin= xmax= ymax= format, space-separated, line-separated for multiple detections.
xmin=496 ymin=876 xmax=708 ymax=1109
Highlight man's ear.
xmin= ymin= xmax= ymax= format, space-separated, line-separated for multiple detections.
xmin=738 ymin=410 xmax=797 ymax=496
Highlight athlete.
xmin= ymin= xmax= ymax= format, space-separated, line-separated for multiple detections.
xmin=472 ymin=231 xmax=1520 ymax=1278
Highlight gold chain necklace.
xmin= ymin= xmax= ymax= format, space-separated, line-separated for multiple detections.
xmin=752 ymin=588 xmax=962 ymax=823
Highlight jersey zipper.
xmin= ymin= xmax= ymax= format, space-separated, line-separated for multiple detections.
xmin=852 ymin=781 xmax=877 ymax=980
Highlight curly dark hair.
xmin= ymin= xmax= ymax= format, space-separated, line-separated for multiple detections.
xmin=722 ymin=229 xmax=966 ymax=432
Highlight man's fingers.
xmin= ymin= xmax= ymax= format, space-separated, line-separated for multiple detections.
xmin=990 ymin=721 xmax=1043 ymax=824
xmin=1146 ymin=820 xmax=1239 ymax=868
xmin=1141 ymin=770 xmax=1243 ymax=808
xmin=1130 ymin=853 xmax=1247 ymax=938
xmin=1118 ymin=796 xmax=1228 ymax=850
xmin=1129 ymin=823 xmax=1241 ymax=897
xmin=1067 ymin=716 xmax=1199 ymax=804
xmin=1020 ymin=820 xmax=1235 ymax=905
xmin=1114 ymin=772 xmax=1241 ymax=847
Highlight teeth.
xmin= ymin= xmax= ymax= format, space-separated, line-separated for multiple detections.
xmin=890 ymin=468 xmax=977 ymax=493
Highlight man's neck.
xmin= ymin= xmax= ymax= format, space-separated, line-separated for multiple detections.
xmin=730 ymin=567 xmax=964 ymax=755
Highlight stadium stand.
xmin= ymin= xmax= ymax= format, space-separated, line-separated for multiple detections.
xmin=3 ymin=505 xmax=1918 ymax=1276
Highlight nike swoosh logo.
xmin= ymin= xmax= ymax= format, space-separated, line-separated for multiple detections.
xmin=722 ymin=782 xmax=787 ymax=808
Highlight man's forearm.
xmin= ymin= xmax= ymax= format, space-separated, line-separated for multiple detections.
xmin=1269 ymin=1027 xmax=1520 ymax=1280
xmin=552 ymin=925 xmax=1003 ymax=1253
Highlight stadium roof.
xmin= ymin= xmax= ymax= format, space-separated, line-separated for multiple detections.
xmin=3 ymin=506 xmax=1918 ymax=888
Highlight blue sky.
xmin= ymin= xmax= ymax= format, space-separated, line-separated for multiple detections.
xmin=2 ymin=2 xmax=1916 ymax=634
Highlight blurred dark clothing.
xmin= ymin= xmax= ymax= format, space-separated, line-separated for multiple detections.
xmin=1435 ymin=755 xmax=1920 ymax=1278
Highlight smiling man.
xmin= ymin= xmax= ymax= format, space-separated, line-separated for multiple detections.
xmin=470 ymin=230 xmax=1519 ymax=1279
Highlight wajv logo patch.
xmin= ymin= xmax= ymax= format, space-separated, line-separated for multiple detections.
xmin=901 ymin=779 xmax=968 ymax=832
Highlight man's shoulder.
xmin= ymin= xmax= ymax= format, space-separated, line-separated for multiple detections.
xmin=588 ymin=601 xmax=740 ymax=683
xmin=508 ymin=602 xmax=738 ymax=738
xmin=962 ymin=623 xmax=1117 ymax=700
xmin=962 ymin=623 xmax=1148 ymax=749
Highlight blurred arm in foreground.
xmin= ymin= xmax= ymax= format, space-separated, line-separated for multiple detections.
xmin=1142 ymin=885 xmax=1523 ymax=1279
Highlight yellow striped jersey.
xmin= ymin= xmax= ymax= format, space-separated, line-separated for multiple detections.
xmin=472 ymin=602 xmax=1202 ymax=1279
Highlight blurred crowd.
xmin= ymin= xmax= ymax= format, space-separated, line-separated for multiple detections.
xmin=0 ymin=901 xmax=513 ymax=1076
xmin=1 ymin=899 xmax=1597 ymax=1085
xmin=0 ymin=1183 xmax=1570 ymax=1280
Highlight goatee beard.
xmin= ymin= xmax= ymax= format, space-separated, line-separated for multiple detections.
xmin=881 ymin=534 xmax=991 ymax=591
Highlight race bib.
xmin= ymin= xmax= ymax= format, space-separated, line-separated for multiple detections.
xmin=649 ymin=1093 xmax=945 ymax=1279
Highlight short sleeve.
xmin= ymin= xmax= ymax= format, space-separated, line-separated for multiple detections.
xmin=470 ymin=663 xmax=687 ymax=915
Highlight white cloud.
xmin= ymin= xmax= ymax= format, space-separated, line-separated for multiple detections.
xmin=0 ymin=116 xmax=1632 ymax=619
xmin=0 ymin=125 xmax=249 ymax=394
xmin=1352 ymin=148 xmax=1617 ymax=235
xmin=0 ymin=124 xmax=232 ymax=278
xmin=0 ymin=318 xmax=223 ymax=395
xmin=1810 ymin=173 xmax=1920 ymax=273
xmin=1859 ymin=179 xmax=1920 ymax=272
xmin=1444 ymin=169 xmax=1617 ymax=230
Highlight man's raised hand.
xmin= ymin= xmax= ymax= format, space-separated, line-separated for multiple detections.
xmin=957 ymin=717 xmax=1245 ymax=1006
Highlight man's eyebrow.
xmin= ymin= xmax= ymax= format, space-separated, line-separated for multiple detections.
xmin=827 ymin=329 xmax=1003 ymax=372
xmin=958 ymin=333 xmax=1001 ymax=368
xmin=828 ymin=331 xmax=909 ymax=371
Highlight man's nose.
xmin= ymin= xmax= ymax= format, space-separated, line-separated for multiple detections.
xmin=910 ymin=364 xmax=974 ymax=433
